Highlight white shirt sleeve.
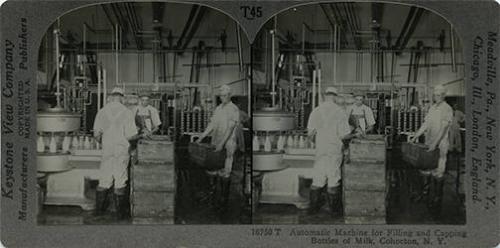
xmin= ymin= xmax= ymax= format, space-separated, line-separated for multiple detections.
xmin=123 ymin=109 xmax=138 ymax=139
xmin=93 ymin=109 xmax=105 ymax=135
xmin=307 ymin=108 xmax=321 ymax=131
xmin=364 ymin=105 xmax=376 ymax=127
xmin=150 ymin=106 xmax=162 ymax=127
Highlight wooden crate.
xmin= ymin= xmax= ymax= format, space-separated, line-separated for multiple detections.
xmin=131 ymin=191 xmax=174 ymax=218
xmin=137 ymin=137 xmax=174 ymax=163
xmin=350 ymin=135 xmax=386 ymax=163
xmin=188 ymin=142 xmax=225 ymax=169
xmin=132 ymin=217 xmax=174 ymax=225
xmin=401 ymin=142 xmax=439 ymax=169
xmin=344 ymin=190 xmax=386 ymax=217
xmin=344 ymin=216 xmax=386 ymax=224
xmin=343 ymin=161 xmax=386 ymax=191
xmin=132 ymin=163 xmax=175 ymax=192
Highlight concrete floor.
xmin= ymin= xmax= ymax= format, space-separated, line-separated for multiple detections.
xmin=38 ymin=150 xmax=252 ymax=225
xmin=252 ymin=151 xmax=466 ymax=225
xmin=37 ymin=149 xmax=464 ymax=225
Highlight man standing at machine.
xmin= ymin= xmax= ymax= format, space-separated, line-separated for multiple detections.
xmin=350 ymin=93 xmax=376 ymax=134
xmin=134 ymin=94 xmax=162 ymax=137
xmin=93 ymin=87 xmax=140 ymax=221
xmin=196 ymin=84 xmax=240 ymax=212
xmin=307 ymin=87 xmax=353 ymax=216
xmin=409 ymin=85 xmax=453 ymax=215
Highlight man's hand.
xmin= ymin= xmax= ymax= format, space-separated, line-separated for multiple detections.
xmin=215 ymin=143 xmax=224 ymax=152
xmin=195 ymin=136 xmax=204 ymax=143
xmin=427 ymin=144 xmax=437 ymax=152
xmin=409 ymin=135 xmax=417 ymax=143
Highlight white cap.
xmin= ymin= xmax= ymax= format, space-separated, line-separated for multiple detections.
xmin=325 ymin=87 xmax=338 ymax=95
xmin=110 ymin=87 xmax=124 ymax=96
xmin=433 ymin=85 xmax=447 ymax=94
xmin=219 ymin=84 xmax=232 ymax=95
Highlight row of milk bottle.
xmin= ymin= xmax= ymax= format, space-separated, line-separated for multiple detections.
xmin=37 ymin=135 xmax=101 ymax=153
xmin=252 ymin=134 xmax=315 ymax=152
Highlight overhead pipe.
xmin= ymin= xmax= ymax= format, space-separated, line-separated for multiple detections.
xmin=175 ymin=6 xmax=199 ymax=49
xmin=394 ymin=7 xmax=416 ymax=50
xmin=180 ymin=7 xmax=206 ymax=52
xmin=399 ymin=9 xmax=424 ymax=50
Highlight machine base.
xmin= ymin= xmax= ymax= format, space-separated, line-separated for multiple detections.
xmin=44 ymin=196 xmax=95 ymax=211
xmin=259 ymin=194 xmax=310 ymax=209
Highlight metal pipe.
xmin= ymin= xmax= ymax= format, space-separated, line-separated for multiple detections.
xmin=247 ymin=65 xmax=251 ymax=115
xmin=97 ymin=67 xmax=101 ymax=110
xmin=54 ymin=22 xmax=61 ymax=107
xmin=318 ymin=65 xmax=322 ymax=103
xmin=302 ymin=23 xmax=306 ymax=54
xmin=450 ymin=25 xmax=457 ymax=72
xmin=333 ymin=25 xmax=338 ymax=87
xmin=103 ymin=69 xmax=107 ymax=103
xmin=271 ymin=16 xmax=277 ymax=107
xmin=115 ymin=24 xmax=119 ymax=86
xmin=312 ymin=69 xmax=317 ymax=108
xmin=236 ymin=24 xmax=244 ymax=73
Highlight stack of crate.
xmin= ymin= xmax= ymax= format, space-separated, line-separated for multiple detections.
xmin=131 ymin=137 xmax=175 ymax=224
xmin=343 ymin=135 xmax=387 ymax=224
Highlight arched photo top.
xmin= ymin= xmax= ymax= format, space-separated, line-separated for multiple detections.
xmin=38 ymin=2 xmax=250 ymax=53
xmin=254 ymin=2 xmax=461 ymax=52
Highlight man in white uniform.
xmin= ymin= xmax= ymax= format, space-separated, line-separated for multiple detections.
xmin=197 ymin=85 xmax=240 ymax=211
xmin=133 ymin=94 xmax=162 ymax=136
xmin=350 ymin=94 xmax=376 ymax=134
xmin=93 ymin=87 xmax=140 ymax=220
xmin=307 ymin=87 xmax=353 ymax=216
xmin=409 ymin=85 xmax=453 ymax=214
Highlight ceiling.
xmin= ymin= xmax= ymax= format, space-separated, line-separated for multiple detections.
xmin=267 ymin=2 xmax=459 ymax=51
xmin=52 ymin=2 xmax=244 ymax=51
xmin=48 ymin=2 xmax=459 ymax=52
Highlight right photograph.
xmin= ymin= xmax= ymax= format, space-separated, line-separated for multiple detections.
xmin=251 ymin=2 xmax=466 ymax=225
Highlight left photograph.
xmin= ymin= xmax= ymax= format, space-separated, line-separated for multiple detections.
xmin=36 ymin=2 xmax=252 ymax=225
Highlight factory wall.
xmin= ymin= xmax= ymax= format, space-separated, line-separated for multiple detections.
xmin=97 ymin=50 xmax=249 ymax=96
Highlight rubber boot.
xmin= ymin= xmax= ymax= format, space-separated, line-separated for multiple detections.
xmin=429 ymin=177 xmax=444 ymax=217
xmin=94 ymin=188 xmax=110 ymax=216
xmin=114 ymin=188 xmax=129 ymax=221
xmin=308 ymin=187 xmax=323 ymax=215
xmin=327 ymin=186 xmax=343 ymax=217
xmin=218 ymin=177 xmax=232 ymax=214
xmin=412 ymin=173 xmax=430 ymax=203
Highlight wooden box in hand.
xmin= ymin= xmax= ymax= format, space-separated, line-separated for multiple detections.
xmin=401 ymin=142 xmax=439 ymax=169
xmin=188 ymin=142 xmax=225 ymax=170
xmin=137 ymin=136 xmax=174 ymax=163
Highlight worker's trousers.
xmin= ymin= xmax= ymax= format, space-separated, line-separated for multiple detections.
xmin=222 ymin=139 xmax=237 ymax=178
xmin=98 ymin=151 xmax=130 ymax=189
xmin=311 ymin=144 xmax=343 ymax=188
xmin=421 ymin=140 xmax=449 ymax=178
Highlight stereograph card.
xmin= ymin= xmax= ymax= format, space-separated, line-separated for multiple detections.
xmin=0 ymin=0 xmax=498 ymax=247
